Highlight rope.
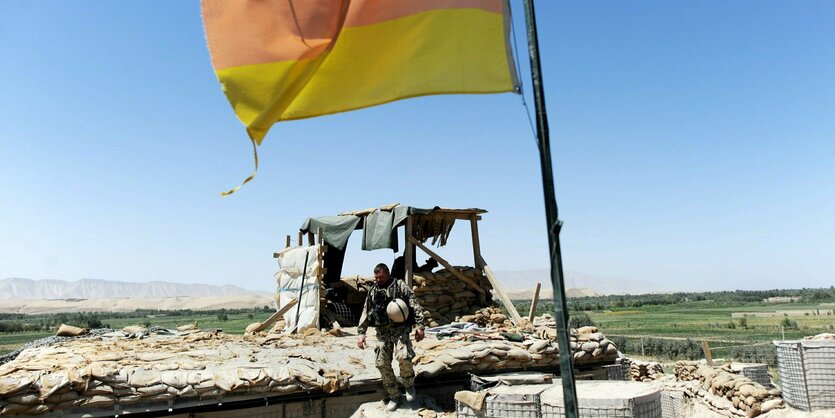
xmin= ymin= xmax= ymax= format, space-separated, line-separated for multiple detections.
xmin=508 ymin=1 xmax=539 ymax=147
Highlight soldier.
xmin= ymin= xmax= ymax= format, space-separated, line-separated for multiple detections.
xmin=357 ymin=263 xmax=426 ymax=412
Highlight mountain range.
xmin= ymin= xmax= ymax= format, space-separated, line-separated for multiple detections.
xmin=494 ymin=269 xmax=666 ymax=296
xmin=0 ymin=278 xmax=267 ymax=300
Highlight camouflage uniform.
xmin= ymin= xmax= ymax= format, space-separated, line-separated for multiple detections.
xmin=358 ymin=278 xmax=425 ymax=399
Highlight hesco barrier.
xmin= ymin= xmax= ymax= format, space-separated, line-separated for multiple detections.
xmin=659 ymin=390 xmax=683 ymax=418
xmin=457 ymin=381 xmax=662 ymax=418
xmin=603 ymin=361 xmax=630 ymax=381
xmin=729 ymin=363 xmax=771 ymax=388
xmin=457 ymin=384 xmax=549 ymax=418
xmin=774 ymin=340 xmax=835 ymax=411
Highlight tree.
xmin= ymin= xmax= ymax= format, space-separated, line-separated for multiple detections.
xmin=568 ymin=312 xmax=596 ymax=329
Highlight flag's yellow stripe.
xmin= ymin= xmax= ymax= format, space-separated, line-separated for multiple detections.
xmin=216 ymin=8 xmax=515 ymax=143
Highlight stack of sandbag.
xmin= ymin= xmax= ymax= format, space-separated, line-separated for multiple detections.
xmin=412 ymin=267 xmax=492 ymax=327
xmin=630 ymin=360 xmax=665 ymax=381
xmin=413 ymin=329 xmax=620 ymax=379
xmin=413 ymin=338 xmax=560 ymax=378
xmin=457 ymin=306 xmax=509 ymax=327
xmin=532 ymin=312 xmax=556 ymax=327
xmin=571 ymin=326 xmax=619 ymax=364
xmin=674 ymin=361 xmax=783 ymax=416
xmin=0 ymin=330 xmax=353 ymax=416
xmin=535 ymin=325 xmax=619 ymax=364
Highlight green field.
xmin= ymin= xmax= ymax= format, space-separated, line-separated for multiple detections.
xmin=0 ymin=310 xmax=275 ymax=355
xmin=514 ymin=297 xmax=835 ymax=362
xmin=3 ymin=290 xmax=834 ymax=362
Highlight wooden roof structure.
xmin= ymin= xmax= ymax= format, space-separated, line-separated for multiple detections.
xmin=276 ymin=204 xmax=523 ymax=324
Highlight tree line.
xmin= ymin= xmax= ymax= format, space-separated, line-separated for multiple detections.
xmin=0 ymin=306 xmax=273 ymax=333
xmin=565 ymin=287 xmax=835 ymax=312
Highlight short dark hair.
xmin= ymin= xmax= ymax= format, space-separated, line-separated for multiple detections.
xmin=374 ymin=263 xmax=389 ymax=274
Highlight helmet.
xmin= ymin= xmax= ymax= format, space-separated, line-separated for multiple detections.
xmin=386 ymin=298 xmax=410 ymax=323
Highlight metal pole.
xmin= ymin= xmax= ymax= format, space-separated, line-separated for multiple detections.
xmin=293 ymin=251 xmax=311 ymax=334
xmin=521 ymin=1 xmax=579 ymax=416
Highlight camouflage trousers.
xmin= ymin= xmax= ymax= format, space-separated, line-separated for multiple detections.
xmin=374 ymin=331 xmax=416 ymax=399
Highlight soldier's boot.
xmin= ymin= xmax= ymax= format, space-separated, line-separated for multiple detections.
xmin=386 ymin=398 xmax=400 ymax=412
xmin=405 ymin=385 xmax=417 ymax=402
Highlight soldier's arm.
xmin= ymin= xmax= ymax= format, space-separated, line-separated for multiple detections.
xmin=402 ymin=282 xmax=426 ymax=330
xmin=357 ymin=293 xmax=371 ymax=336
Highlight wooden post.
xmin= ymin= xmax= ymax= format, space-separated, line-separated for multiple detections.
xmin=285 ymin=235 xmax=291 ymax=248
xmin=409 ymin=237 xmax=485 ymax=294
xmin=469 ymin=214 xmax=483 ymax=275
xmin=405 ymin=216 xmax=414 ymax=287
xmin=701 ymin=341 xmax=715 ymax=365
xmin=297 ymin=231 xmax=303 ymax=247
xmin=478 ymin=255 xmax=523 ymax=325
xmin=252 ymin=299 xmax=298 ymax=333
xmin=470 ymin=215 xmax=486 ymax=305
xmin=529 ymin=282 xmax=542 ymax=321
xmin=307 ymin=232 xmax=314 ymax=246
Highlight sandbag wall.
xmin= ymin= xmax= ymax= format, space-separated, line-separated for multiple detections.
xmin=414 ymin=327 xmax=620 ymax=378
xmin=571 ymin=326 xmax=619 ymax=363
xmin=0 ymin=330 xmax=353 ymax=416
xmin=412 ymin=267 xmax=493 ymax=327
xmin=630 ymin=360 xmax=665 ymax=382
xmin=674 ymin=361 xmax=783 ymax=417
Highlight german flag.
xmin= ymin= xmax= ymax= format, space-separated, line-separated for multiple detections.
xmin=202 ymin=0 xmax=519 ymax=144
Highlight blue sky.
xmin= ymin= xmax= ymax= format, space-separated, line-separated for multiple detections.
xmin=1 ymin=1 xmax=833 ymax=293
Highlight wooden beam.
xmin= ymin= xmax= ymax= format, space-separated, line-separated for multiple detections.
xmin=297 ymin=231 xmax=303 ymax=247
xmin=469 ymin=214 xmax=483 ymax=275
xmin=478 ymin=255 xmax=523 ymax=325
xmin=408 ymin=237 xmax=485 ymax=294
xmin=252 ymin=298 xmax=298 ymax=332
xmin=285 ymin=235 xmax=291 ymax=248
xmin=701 ymin=341 xmax=715 ymax=366
xmin=469 ymin=214 xmax=486 ymax=305
xmin=405 ymin=217 xmax=414 ymax=287
xmin=307 ymin=232 xmax=314 ymax=246
xmin=529 ymin=283 xmax=542 ymax=321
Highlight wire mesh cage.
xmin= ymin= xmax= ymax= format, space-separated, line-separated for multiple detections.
xmin=659 ymin=390 xmax=683 ymax=418
xmin=730 ymin=363 xmax=772 ymax=388
xmin=603 ymin=362 xmax=630 ymax=382
xmin=541 ymin=382 xmax=662 ymax=418
xmin=457 ymin=384 xmax=551 ymax=418
xmin=457 ymin=381 xmax=663 ymax=418
xmin=774 ymin=340 xmax=835 ymax=411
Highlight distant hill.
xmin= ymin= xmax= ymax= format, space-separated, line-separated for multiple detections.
xmin=0 ymin=295 xmax=275 ymax=314
xmin=0 ymin=278 xmax=267 ymax=300
xmin=494 ymin=269 xmax=666 ymax=296
xmin=505 ymin=287 xmax=600 ymax=300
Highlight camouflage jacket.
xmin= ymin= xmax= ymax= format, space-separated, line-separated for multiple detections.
xmin=357 ymin=278 xmax=425 ymax=339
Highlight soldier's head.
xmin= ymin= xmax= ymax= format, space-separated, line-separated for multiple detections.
xmin=373 ymin=263 xmax=391 ymax=286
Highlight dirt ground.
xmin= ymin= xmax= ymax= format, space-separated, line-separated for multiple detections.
xmin=350 ymin=394 xmax=453 ymax=418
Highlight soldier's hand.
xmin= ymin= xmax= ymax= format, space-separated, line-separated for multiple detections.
xmin=357 ymin=336 xmax=367 ymax=349
xmin=415 ymin=328 xmax=425 ymax=342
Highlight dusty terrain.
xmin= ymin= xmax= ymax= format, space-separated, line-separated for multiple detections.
xmin=0 ymin=295 xmax=275 ymax=314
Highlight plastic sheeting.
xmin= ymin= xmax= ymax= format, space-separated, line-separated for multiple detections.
xmin=299 ymin=216 xmax=361 ymax=250
xmin=275 ymin=245 xmax=321 ymax=333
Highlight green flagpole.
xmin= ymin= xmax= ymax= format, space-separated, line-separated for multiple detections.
xmin=521 ymin=0 xmax=579 ymax=416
